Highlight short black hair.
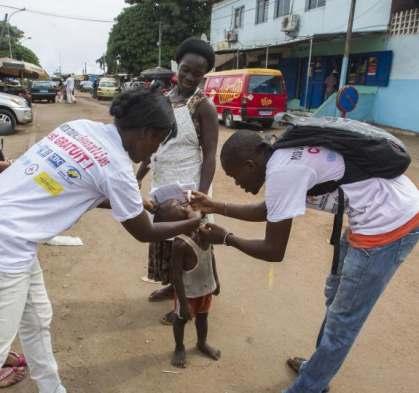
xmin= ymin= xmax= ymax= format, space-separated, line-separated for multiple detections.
xmin=221 ymin=130 xmax=269 ymax=169
xmin=175 ymin=37 xmax=215 ymax=72
xmin=110 ymin=86 xmax=176 ymax=138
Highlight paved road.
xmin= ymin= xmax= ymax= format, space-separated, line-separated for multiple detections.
xmin=6 ymin=95 xmax=419 ymax=393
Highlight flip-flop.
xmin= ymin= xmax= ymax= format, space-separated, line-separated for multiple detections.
xmin=0 ymin=367 xmax=27 ymax=388
xmin=5 ymin=352 xmax=27 ymax=368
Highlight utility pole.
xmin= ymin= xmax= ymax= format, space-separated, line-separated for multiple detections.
xmin=7 ymin=22 xmax=12 ymax=58
xmin=158 ymin=21 xmax=162 ymax=67
xmin=0 ymin=14 xmax=8 ymax=51
xmin=339 ymin=0 xmax=357 ymax=88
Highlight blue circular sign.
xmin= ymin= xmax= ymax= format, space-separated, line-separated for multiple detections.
xmin=336 ymin=86 xmax=359 ymax=113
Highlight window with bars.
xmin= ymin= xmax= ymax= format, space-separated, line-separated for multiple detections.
xmin=256 ymin=0 xmax=269 ymax=24
xmin=306 ymin=0 xmax=326 ymax=11
xmin=234 ymin=6 xmax=245 ymax=28
xmin=275 ymin=0 xmax=291 ymax=18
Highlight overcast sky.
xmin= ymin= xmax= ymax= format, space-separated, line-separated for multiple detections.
xmin=0 ymin=0 xmax=127 ymax=75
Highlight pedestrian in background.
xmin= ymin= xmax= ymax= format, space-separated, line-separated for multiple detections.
xmin=65 ymin=75 xmax=75 ymax=104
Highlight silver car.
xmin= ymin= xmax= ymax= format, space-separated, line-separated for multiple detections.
xmin=0 ymin=92 xmax=33 ymax=135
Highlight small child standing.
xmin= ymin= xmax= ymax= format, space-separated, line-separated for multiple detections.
xmin=154 ymin=199 xmax=220 ymax=368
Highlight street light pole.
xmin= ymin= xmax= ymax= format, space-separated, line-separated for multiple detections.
xmin=158 ymin=21 xmax=162 ymax=68
xmin=339 ymin=0 xmax=356 ymax=88
xmin=0 ymin=8 xmax=26 ymax=56
xmin=0 ymin=14 xmax=8 ymax=50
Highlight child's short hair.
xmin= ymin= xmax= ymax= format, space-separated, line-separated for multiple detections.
xmin=154 ymin=199 xmax=188 ymax=223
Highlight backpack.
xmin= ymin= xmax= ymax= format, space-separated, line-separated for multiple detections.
xmin=272 ymin=113 xmax=411 ymax=274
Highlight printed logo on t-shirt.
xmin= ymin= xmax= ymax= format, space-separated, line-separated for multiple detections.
xmin=57 ymin=164 xmax=82 ymax=185
xmin=290 ymin=147 xmax=304 ymax=161
xmin=47 ymin=153 xmax=66 ymax=168
xmin=33 ymin=172 xmax=64 ymax=196
xmin=327 ymin=151 xmax=337 ymax=162
xmin=24 ymin=163 xmax=39 ymax=176
xmin=308 ymin=147 xmax=320 ymax=154
xmin=36 ymin=145 xmax=53 ymax=158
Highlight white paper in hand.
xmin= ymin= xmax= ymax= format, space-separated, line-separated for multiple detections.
xmin=150 ymin=182 xmax=196 ymax=204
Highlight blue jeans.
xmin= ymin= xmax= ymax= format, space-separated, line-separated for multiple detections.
xmin=284 ymin=227 xmax=419 ymax=393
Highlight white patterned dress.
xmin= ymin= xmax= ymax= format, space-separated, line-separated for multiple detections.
xmin=148 ymin=88 xmax=209 ymax=284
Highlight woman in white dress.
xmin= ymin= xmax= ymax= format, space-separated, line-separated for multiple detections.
xmin=137 ymin=38 xmax=219 ymax=322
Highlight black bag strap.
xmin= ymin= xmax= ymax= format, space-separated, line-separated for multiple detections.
xmin=0 ymin=138 xmax=5 ymax=161
xmin=330 ymin=187 xmax=345 ymax=275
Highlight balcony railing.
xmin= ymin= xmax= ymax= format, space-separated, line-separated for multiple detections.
xmin=390 ymin=8 xmax=419 ymax=35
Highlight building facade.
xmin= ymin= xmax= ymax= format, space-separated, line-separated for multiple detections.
xmin=210 ymin=0 xmax=419 ymax=133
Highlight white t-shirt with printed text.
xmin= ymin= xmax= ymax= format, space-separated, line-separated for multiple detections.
xmin=266 ymin=147 xmax=419 ymax=234
xmin=0 ymin=119 xmax=143 ymax=273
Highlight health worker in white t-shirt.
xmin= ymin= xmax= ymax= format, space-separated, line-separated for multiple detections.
xmin=191 ymin=130 xmax=419 ymax=393
xmin=0 ymin=87 xmax=202 ymax=392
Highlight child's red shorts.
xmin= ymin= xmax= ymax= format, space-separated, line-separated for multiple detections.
xmin=174 ymin=293 xmax=212 ymax=318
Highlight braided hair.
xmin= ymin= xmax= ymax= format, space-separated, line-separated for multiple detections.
xmin=175 ymin=37 xmax=215 ymax=72
xmin=110 ymin=86 xmax=176 ymax=137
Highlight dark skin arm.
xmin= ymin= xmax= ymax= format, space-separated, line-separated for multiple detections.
xmin=171 ymin=239 xmax=191 ymax=320
xmin=211 ymin=252 xmax=220 ymax=295
xmin=199 ymin=219 xmax=293 ymax=263
xmin=195 ymin=100 xmax=218 ymax=194
xmin=122 ymin=209 xmax=201 ymax=243
xmin=191 ymin=191 xmax=267 ymax=222
xmin=0 ymin=160 xmax=11 ymax=173
xmin=136 ymin=158 xmax=151 ymax=186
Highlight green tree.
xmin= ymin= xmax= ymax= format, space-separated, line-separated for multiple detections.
xmin=0 ymin=21 xmax=40 ymax=65
xmin=106 ymin=0 xmax=211 ymax=74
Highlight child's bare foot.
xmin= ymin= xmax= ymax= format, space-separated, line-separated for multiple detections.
xmin=0 ymin=367 xmax=27 ymax=388
xmin=171 ymin=347 xmax=186 ymax=368
xmin=197 ymin=342 xmax=221 ymax=361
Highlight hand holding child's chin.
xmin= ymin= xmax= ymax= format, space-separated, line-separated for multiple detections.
xmin=185 ymin=205 xmax=202 ymax=220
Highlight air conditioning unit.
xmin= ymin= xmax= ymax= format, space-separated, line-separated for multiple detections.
xmin=281 ymin=14 xmax=300 ymax=33
xmin=226 ymin=30 xmax=238 ymax=43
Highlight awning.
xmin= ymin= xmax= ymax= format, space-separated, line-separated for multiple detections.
xmin=214 ymin=31 xmax=385 ymax=54
xmin=140 ymin=67 xmax=174 ymax=80
xmin=0 ymin=57 xmax=49 ymax=79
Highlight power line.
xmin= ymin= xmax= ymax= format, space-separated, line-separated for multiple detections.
xmin=0 ymin=3 xmax=114 ymax=23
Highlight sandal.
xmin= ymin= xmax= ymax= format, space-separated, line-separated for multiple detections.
xmin=286 ymin=357 xmax=330 ymax=393
xmin=286 ymin=357 xmax=306 ymax=374
xmin=159 ymin=310 xmax=176 ymax=326
xmin=0 ymin=367 xmax=27 ymax=388
xmin=149 ymin=286 xmax=174 ymax=302
xmin=4 ymin=352 xmax=27 ymax=368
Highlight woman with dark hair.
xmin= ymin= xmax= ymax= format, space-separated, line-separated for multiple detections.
xmin=137 ymin=38 xmax=219 ymax=321
xmin=0 ymin=87 xmax=202 ymax=391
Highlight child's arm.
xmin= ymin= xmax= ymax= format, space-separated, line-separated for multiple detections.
xmin=172 ymin=239 xmax=191 ymax=320
xmin=212 ymin=251 xmax=220 ymax=296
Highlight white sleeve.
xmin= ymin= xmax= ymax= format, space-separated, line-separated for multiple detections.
xmin=265 ymin=164 xmax=317 ymax=222
xmin=100 ymin=169 xmax=144 ymax=222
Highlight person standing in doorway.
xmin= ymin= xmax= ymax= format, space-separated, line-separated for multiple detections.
xmin=324 ymin=70 xmax=338 ymax=99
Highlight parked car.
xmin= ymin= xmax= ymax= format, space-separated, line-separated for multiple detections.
xmin=0 ymin=81 xmax=32 ymax=106
xmin=79 ymin=80 xmax=93 ymax=92
xmin=204 ymin=68 xmax=287 ymax=128
xmin=96 ymin=77 xmax=119 ymax=100
xmin=31 ymin=80 xmax=57 ymax=103
xmin=0 ymin=92 xmax=33 ymax=134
